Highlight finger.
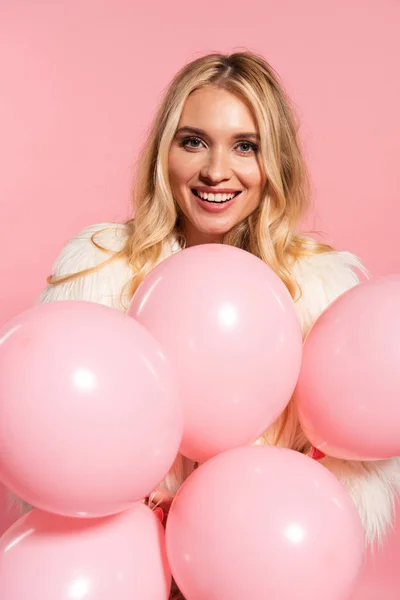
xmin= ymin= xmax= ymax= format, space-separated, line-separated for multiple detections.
xmin=147 ymin=488 xmax=175 ymax=509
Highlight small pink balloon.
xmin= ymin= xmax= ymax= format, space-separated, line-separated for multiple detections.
xmin=0 ymin=301 xmax=183 ymax=517
xmin=166 ymin=446 xmax=365 ymax=600
xmin=0 ymin=504 xmax=171 ymax=599
xmin=129 ymin=244 xmax=302 ymax=462
xmin=295 ymin=276 xmax=400 ymax=460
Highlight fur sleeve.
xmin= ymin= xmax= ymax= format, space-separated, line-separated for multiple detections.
xmin=38 ymin=222 xmax=134 ymax=311
xmin=293 ymin=248 xmax=400 ymax=546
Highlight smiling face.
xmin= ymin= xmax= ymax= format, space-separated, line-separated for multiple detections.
xmin=168 ymin=86 xmax=266 ymax=246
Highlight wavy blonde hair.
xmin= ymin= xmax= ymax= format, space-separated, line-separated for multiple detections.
xmin=49 ymin=51 xmax=332 ymax=298
xmin=48 ymin=51 xmax=334 ymax=451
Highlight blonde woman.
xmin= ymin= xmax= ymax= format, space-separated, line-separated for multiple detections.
xmin=24 ymin=51 xmax=399 ymax=597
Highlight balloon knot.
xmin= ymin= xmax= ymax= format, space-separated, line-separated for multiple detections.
xmin=308 ymin=446 xmax=326 ymax=460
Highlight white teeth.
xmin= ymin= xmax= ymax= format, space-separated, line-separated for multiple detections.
xmin=196 ymin=191 xmax=236 ymax=202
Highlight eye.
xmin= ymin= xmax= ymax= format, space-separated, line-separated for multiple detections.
xmin=236 ymin=141 xmax=258 ymax=155
xmin=180 ymin=136 xmax=205 ymax=151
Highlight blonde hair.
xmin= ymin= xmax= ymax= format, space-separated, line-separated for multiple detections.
xmin=49 ymin=51 xmax=332 ymax=296
xmin=48 ymin=51 xmax=334 ymax=449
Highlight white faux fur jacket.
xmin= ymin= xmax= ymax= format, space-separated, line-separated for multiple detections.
xmin=36 ymin=222 xmax=400 ymax=547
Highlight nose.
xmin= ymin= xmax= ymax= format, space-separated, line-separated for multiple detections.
xmin=199 ymin=148 xmax=232 ymax=183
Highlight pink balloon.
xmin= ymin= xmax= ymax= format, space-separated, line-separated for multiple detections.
xmin=129 ymin=244 xmax=302 ymax=462
xmin=295 ymin=276 xmax=400 ymax=460
xmin=0 ymin=504 xmax=171 ymax=599
xmin=0 ymin=301 xmax=182 ymax=517
xmin=350 ymin=502 xmax=400 ymax=600
xmin=166 ymin=446 xmax=365 ymax=600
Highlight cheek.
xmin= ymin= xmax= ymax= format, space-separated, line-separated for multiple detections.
xmin=235 ymin=160 xmax=264 ymax=191
xmin=168 ymin=150 xmax=199 ymax=188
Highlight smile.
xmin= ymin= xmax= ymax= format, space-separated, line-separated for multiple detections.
xmin=192 ymin=189 xmax=241 ymax=204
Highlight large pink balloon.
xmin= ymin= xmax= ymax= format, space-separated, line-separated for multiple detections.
xmin=0 ymin=504 xmax=171 ymax=599
xmin=295 ymin=276 xmax=400 ymax=460
xmin=0 ymin=301 xmax=182 ymax=517
xmin=166 ymin=446 xmax=365 ymax=600
xmin=129 ymin=244 xmax=302 ymax=462
xmin=350 ymin=502 xmax=400 ymax=600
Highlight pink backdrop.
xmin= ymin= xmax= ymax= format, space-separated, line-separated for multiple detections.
xmin=1 ymin=1 xmax=399 ymax=596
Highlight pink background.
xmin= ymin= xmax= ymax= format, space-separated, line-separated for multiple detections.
xmin=0 ymin=1 xmax=399 ymax=596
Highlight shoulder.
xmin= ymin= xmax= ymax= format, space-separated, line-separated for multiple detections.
xmin=38 ymin=222 xmax=180 ymax=311
xmin=48 ymin=222 xmax=130 ymax=274
xmin=38 ymin=222 xmax=133 ymax=310
xmin=290 ymin=238 xmax=368 ymax=334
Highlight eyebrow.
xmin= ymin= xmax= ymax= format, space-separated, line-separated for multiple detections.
xmin=175 ymin=126 xmax=260 ymax=141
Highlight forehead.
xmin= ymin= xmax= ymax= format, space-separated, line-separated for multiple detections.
xmin=178 ymin=86 xmax=258 ymax=135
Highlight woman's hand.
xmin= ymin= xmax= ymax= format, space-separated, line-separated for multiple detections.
xmin=145 ymin=488 xmax=175 ymax=526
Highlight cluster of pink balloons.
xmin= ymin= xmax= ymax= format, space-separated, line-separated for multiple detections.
xmin=0 ymin=244 xmax=303 ymax=598
xmin=0 ymin=242 xmax=399 ymax=599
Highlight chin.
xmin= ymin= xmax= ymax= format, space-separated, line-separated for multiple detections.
xmin=202 ymin=224 xmax=231 ymax=234
xmin=199 ymin=227 xmax=232 ymax=240
xmin=196 ymin=217 xmax=235 ymax=236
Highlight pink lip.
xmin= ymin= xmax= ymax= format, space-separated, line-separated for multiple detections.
xmin=191 ymin=189 xmax=240 ymax=213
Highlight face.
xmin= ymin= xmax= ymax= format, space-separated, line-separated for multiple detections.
xmin=168 ymin=86 xmax=266 ymax=246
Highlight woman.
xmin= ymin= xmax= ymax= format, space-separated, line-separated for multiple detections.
xmin=28 ymin=51 xmax=399 ymax=597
